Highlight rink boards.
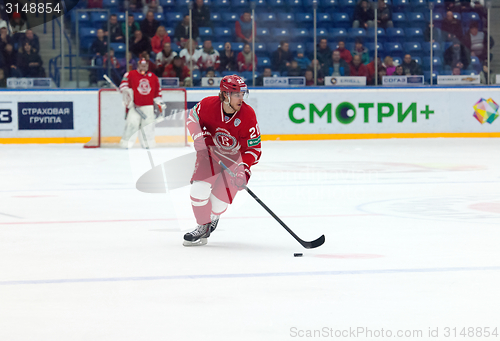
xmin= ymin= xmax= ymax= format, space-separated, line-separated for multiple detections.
xmin=1 ymin=87 xmax=500 ymax=143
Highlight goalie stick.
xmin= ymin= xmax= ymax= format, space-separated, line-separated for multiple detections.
xmin=218 ymin=161 xmax=326 ymax=249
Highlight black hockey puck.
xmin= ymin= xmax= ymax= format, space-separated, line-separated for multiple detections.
xmin=294 ymin=253 xmax=303 ymax=257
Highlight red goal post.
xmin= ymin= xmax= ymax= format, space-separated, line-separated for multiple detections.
xmin=84 ymin=88 xmax=188 ymax=148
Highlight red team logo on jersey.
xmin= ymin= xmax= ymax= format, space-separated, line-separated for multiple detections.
xmin=138 ymin=78 xmax=151 ymax=95
xmin=214 ymin=131 xmax=237 ymax=151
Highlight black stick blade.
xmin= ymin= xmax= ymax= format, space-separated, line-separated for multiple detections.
xmin=301 ymin=235 xmax=326 ymax=249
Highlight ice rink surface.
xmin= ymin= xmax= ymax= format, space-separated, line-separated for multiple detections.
xmin=1 ymin=139 xmax=500 ymax=341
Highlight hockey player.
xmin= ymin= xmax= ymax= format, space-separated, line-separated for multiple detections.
xmin=183 ymin=75 xmax=261 ymax=246
xmin=119 ymin=58 xmax=166 ymax=148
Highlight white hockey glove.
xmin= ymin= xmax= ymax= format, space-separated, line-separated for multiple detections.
xmin=122 ymin=88 xmax=134 ymax=109
xmin=154 ymin=97 xmax=167 ymax=118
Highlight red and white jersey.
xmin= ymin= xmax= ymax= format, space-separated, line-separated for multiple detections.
xmin=187 ymin=96 xmax=261 ymax=169
xmin=119 ymin=70 xmax=161 ymax=107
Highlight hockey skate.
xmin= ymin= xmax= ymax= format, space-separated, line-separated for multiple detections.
xmin=183 ymin=223 xmax=211 ymax=246
xmin=210 ymin=214 xmax=220 ymax=233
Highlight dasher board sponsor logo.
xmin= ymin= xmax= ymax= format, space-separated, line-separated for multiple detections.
xmin=382 ymin=76 xmax=424 ymax=85
xmin=437 ymin=75 xmax=480 ymax=85
xmin=18 ymin=102 xmax=74 ymax=130
xmin=263 ymin=77 xmax=306 ymax=87
xmin=325 ymin=76 xmax=366 ymax=86
xmin=160 ymin=77 xmax=179 ymax=87
xmin=201 ymin=77 xmax=223 ymax=87
xmin=7 ymin=78 xmax=51 ymax=89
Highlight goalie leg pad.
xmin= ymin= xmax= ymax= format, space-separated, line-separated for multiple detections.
xmin=120 ymin=108 xmax=142 ymax=148
xmin=138 ymin=105 xmax=156 ymax=148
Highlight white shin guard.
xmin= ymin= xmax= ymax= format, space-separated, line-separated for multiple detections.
xmin=120 ymin=105 xmax=156 ymax=148
xmin=210 ymin=194 xmax=228 ymax=215
xmin=190 ymin=181 xmax=212 ymax=206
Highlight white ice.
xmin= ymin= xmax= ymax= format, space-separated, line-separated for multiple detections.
xmin=1 ymin=139 xmax=500 ymax=341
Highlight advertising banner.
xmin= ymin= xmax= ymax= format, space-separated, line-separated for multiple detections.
xmin=18 ymin=102 xmax=73 ymax=130
xmin=437 ymin=75 xmax=480 ymax=85
xmin=263 ymin=77 xmax=306 ymax=87
xmin=7 ymin=78 xmax=52 ymax=89
xmin=201 ymin=77 xmax=223 ymax=87
xmin=382 ymin=76 xmax=424 ymax=85
xmin=160 ymin=78 xmax=179 ymax=87
xmin=324 ymin=76 xmax=366 ymax=86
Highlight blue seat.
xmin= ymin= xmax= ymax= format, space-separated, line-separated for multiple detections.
xmin=413 ymin=56 xmax=422 ymax=65
xmin=214 ymin=27 xmax=232 ymax=40
xmin=211 ymin=13 xmax=222 ymax=26
xmin=215 ymin=0 xmax=231 ymax=7
xmin=155 ymin=13 xmax=165 ymax=22
xmin=462 ymin=69 xmax=478 ymax=76
xmin=366 ymin=28 xmax=386 ymax=43
xmin=403 ymin=41 xmax=422 ymax=56
xmin=165 ymin=27 xmax=175 ymax=36
xmin=291 ymin=28 xmax=310 ymax=42
xmin=289 ymin=42 xmax=306 ymax=52
xmin=256 ymin=27 xmax=271 ymax=41
xmin=254 ymin=43 xmax=267 ymax=54
xmin=320 ymin=0 xmax=338 ymax=10
xmin=259 ymin=13 xmax=277 ymax=23
xmin=316 ymin=28 xmax=329 ymax=39
xmin=287 ymin=0 xmax=303 ymax=8
xmin=365 ymin=42 xmax=384 ymax=58
xmin=393 ymin=56 xmax=402 ymax=65
xmin=271 ymin=71 xmax=281 ymax=77
xmin=296 ymin=13 xmax=314 ymax=28
xmin=192 ymin=69 xmax=201 ymax=86
xmin=267 ymin=42 xmax=280 ymax=53
xmin=339 ymin=0 xmax=356 ymax=16
xmin=257 ymin=57 xmax=271 ymax=70
xmin=405 ymin=27 xmax=424 ymax=43
xmin=423 ymin=70 xmax=438 ymax=84
xmin=91 ymin=12 xmax=108 ymax=27
xmin=409 ymin=0 xmax=427 ymax=11
xmin=133 ymin=13 xmax=145 ymax=22
xmin=407 ymin=12 xmax=426 ymax=30
xmin=272 ymin=28 xmax=290 ymax=40
xmin=306 ymin=42 xmax=315 ymax=52
xmin=213 ymin=41 xmax=225 ymax=51
xmin=232 ymin=42 xmax=245 ymax=52
xmin=348 ymin=28 xmax=366 ymax=42
xmin=166 ymin=12 xmax=183 ymax=25
xmin=422 ymin=42 xmax=441 ymax=54
xmin=317 ymin=13 xmax=332 ymax=28
xmin=392 ymin=13 xmax=407 ymax=28
xmin=110 ymin=42 xmax=126 ymax=57
xmin=462 ymin=12 xmax=481 ymax=30
xmin=268 ymin=0 xmax=286 ymax=7
xmin=231 ymin=0 xmax=248 ymax=7
xmin=393 ymin=0 xmax=410 ymax=12
xmin=332 ymin=12 xmax=350 ymax=29
xmin=222 ymin=70 xmax=239 ymax=76
xmin=160 ymin=0 xmax=176 ymax=8
xmin=470 ymin=56 xmax=481 ymax=71
xmin=424 ymin=12 xmax=443 ymax=24
xmin=222 ymin=13 xmax=239 ymax=24
xmin=386 ymin=27 xmax=406 ymax=43
xmin=102 ymin=0 xmax=119 ymax=10
xmin=255 ymin=0 xmax=267 ymax=7
xmin=116 ymin=12 xmax=126 ymax=22
xmin=452 ymin=12 xmax=461 ymax=21
xmin=73 ymin=12 xmax=90 ymax=29
xmin=278 ymin=13 xmax=295 ymax=26
xmin=384 ymin=42 xmax=404 ymax=57
xmin=423 ymin=56 xmax=442 ymax=70
xmin=241 ymin=71 xmax=258 ymax=82
xmin=199 ymin=27 xmax=213 ymax=39
xmin=330 ymin=28 xmax=348 ymax=42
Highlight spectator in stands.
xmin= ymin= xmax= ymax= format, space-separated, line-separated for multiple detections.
xmin=127 ymin=0 xmax=142 ymax=12
xmin=0 ymin=27 xmax=13 ymax=52
xmin=103 ymin=48 xmax=122 ymax=85
xmin=3 ymin=43 xmax=20 ymax=77
xmin=463 ymin=22 xmax=493 ymax=63
xmin=156 ymin=42 xmax=177 ymax=75
xmin=10 ymin=12 xmax=27 ymax=34
xmin=444 ymin=38 xmax=470 ymax=70
xmin=197 ymin=39 xmax=220 ymax=71
xmin=17 ymin=42 xmax=44 ymax=77
xmin=88 ymin=0 xmax=103 ymax=8
xmin=394 ymin=64 xmax=404 ymax=75
xmin=19 ymin=29 xmax=40 ymax=54
xmin=376 ymin=66 xmax=386 ymax=85
xmin=351 ymin=39 xmax=369 ymax=65
xmin=377 ymin=0 xmax=393 ymax=29
xmin=294 ymin=48 xmax=311 ymax=71
xmin=206 ymin=69 xmax=216 ymax=78
xmin=151 ymin=26 xmax=171 ymax=56
xmin=366 ymin=56 xmax=382 ymax=84
xmin=451 ymin=62 xmax=462 ymax=75
xmin=480 ymin=61 xmax=495 ymax=84
xmin=163 ymin=55 xmax=191 ymax=86
xmin=353 ymin=0 xmax=374 ymax=29
xmin=383 ymin=56 xmax=396 ymax=75
xmin=175 ymin=15 xmax=199 ymax=48
xmin=141 ymin=11 xmax=160 ymax=39
xmin=90 ymin=29 xmax=108 ymax=85
xmin=271 ymin=41 xmax=293 ymax=73
xmin=304 ymin=69 xmax=315 ymax=86
xmin=140 ymin=51 xmax=157 ymax=73
xmin=402 ymin=54 xmax=422 ymax=75
xmin=0 ymin=16 xmax=12 ymax=32
xmin=255 ymin=67 xmax=272 ymax=86
xmin=219 ymin=42 xmax=237 ymax=72
xmin=122 ymin=15 xmax=140 ymax=39
xmin=0 ymin=69 xmax=6 ymax=88
xmin=193 ymin=0 xmax=212 ymax=28
xmin=424 ymin=22 xmax=442 ymax=43
xmin=179 ymin=38 xmax=201 ymax=69
xmin=237 ymin=43 xmax=256 ymax=72
xmin=329 ymin=50 xmax=350 ymax=76
xmin=307 ymin=59 xmax=325 ymax=85
xmin=317 ymin=38 xmax=331 ymax=75
xmin=349 ymin=55 xmax=368 ymax=77
xmin=142 ymin=0 xmax=163 ymax=14
xmin=130 ymin=29 xmax=151 ymax=58
xmin=235 ymin=11 xmax=255 ymax=44
xmin=441 ymin=11 xmax=463 ymax=42
xmin=286 ymin=60 xmax=302 ymax=77
xmin=104 ymin=14 xmax=124 ymax=43
xmin=335 ymin=41 xmax=352 ymax=64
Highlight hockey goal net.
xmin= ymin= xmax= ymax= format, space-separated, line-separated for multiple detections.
xmin=84 ymin=88 xmax=188 ymax=148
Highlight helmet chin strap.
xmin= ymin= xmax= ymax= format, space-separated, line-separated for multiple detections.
xmin=223 ymin=93 xmax=238 ymax=113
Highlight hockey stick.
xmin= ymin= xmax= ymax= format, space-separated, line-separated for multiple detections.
xmin=218 ymin=161 xmax=325 ymax=249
